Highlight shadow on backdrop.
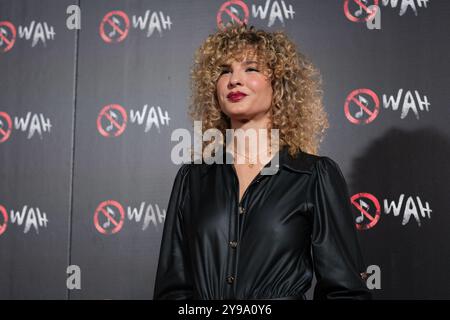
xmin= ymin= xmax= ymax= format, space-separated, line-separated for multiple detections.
xmin=348 ymin=127 xmax=450 ymax=299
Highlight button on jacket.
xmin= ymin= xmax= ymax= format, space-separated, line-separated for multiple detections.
xmin=153 ymin=145 xmax=371 ymax=300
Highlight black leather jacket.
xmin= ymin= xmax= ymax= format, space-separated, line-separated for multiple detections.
xmin=153 ymin=146 xmax=371 ymax=300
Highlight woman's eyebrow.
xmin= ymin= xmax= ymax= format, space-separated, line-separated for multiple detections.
xmin=219 ymin=60 xmax=259 ymax=68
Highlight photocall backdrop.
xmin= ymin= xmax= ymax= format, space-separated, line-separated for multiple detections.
xmin=0 ymin=0 xmax=449 ymax=299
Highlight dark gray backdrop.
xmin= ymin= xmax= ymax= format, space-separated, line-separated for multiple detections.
xmin=1 ymin=0 xmax=449 ymax=299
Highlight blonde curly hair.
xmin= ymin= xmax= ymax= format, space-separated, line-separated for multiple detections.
xmin=188 ymin=23 xmax=328 ymax=157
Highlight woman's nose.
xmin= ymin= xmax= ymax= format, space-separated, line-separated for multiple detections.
xmin=229 ymin=72 xmax=243 ymax=87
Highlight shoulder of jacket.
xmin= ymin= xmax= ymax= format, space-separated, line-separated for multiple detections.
xmin=283 ymin=150 xmax=343 ymax=176
xmin=283 ymin=150 xmax=322 ymax=174
xmin=309 ymin=156 xmax=346 ymax=182
xmin=177 ymin=161 xmax=211 ymax=178
xmin=175 ymin=162 xmax=193 ymax=179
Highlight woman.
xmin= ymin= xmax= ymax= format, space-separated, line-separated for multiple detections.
xmin=153 ymin=24 xmax=371 ymax=300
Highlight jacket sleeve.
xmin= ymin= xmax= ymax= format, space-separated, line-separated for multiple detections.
xmin=310 ymin=157 xmax=371 ymax=300
xmin=153 ymin=164 xmax=194 ymax=300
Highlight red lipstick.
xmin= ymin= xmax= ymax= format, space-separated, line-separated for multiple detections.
xmin=227 ymin=91 xmax=247 ymax=102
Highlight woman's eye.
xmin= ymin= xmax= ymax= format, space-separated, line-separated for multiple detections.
xmin=219 ymin=68 xmax=258 ymax=75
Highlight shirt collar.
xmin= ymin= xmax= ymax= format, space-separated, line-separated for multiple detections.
xmin=272 ymin=145 xmax=315 ymax=174
xmin=280 ymin=146 xmax=315 ymax=174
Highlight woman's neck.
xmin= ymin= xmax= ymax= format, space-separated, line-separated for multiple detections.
xmin=227 ymin=117 xmax=278 ymax=163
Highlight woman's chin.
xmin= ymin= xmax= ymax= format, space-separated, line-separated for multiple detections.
xmin=225 ymin=107 xmax=251 ymax=118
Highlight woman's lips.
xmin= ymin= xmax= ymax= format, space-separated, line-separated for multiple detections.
xmin=227 ymin=93 xmax=247 ymax=102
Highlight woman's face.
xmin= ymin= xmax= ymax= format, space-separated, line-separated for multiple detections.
xmin=216 ymin=52 xmax=273 ymax=123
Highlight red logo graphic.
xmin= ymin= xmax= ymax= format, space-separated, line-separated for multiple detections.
xmin=0 ymin=205 xmax=8 ymax=236
xmin=217 ymin=0 xmax=249 ymax=30
xmin=344 ymin=88 xmax=380 ymax=124
xmin=344 ymin=0 xmax=379 ymax=23
xmin=0 ymin=111 xmax=13 ymax=143
xmin=351 ymin=193 xmax=381 ymax=230
xmin=94 ymin=200 xmax=125 ymax=235
xmin=97 ymin=104 xmax=128 ymax=137
xmin=0 ymin=21 xmax=17 ymax=53
xmin=99 ymin=11 xmax=130 ymax=43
